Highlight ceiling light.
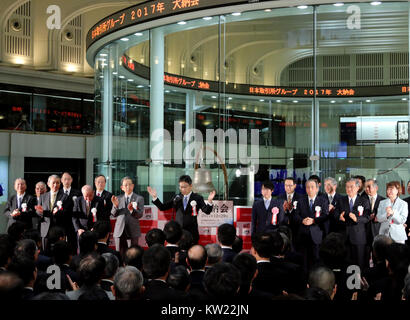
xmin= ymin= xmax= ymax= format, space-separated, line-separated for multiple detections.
xmin=134 ymin=32 xmax=143 ymax=36
xmin=334 ymin=3 xmax=344 ymax=6
xmin=232 ymin=12 xmax=242 ymax=16
xmin=177 ymin=21 xmax=187 ymax=25
xmin=120 ymin=38 xmax=129 ymax=41
xmin=203 ymin=17 xmax=212 ymax=20
xmin=297 ymin=5 xmax=308 ymax=9
xmin=370 ymin=1 xmax=382 ymax=5
xmin=119 ymin=75 xmax=125 ymax=79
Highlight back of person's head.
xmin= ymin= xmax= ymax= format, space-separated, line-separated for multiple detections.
xmin=271 ymin=231 xmax=285 ymax=256
xmin=78 ymin=286 xmax=109 ymax=300
xmin=372 ymin=235 xmax=393 ymax=263
xmin=178 ymin=230 xmax=193 ymax=251
xmin=232 ymin=236 xmax=243 ymax=254
xmin=163 ymin=221 xmax=183 ymax=245
xmin=145 ymin=228 xmax=166 ymax=247
xmin=319 ymin=233 xmax=347 ymax=268
xmin=205 ymin=243 xmax=223 ymax=265
xmin=251 ymin=232 xmax=274 ymax=258
xmin=167 ymin=265 xmax=190 ymax=292
xmin=279 ymin=232 xmax=291 ymax=255
xmin=102 ymin=253 xmax=119 ymax=279
xmin=113 ymin=266 xmax=144 ymax=300
xmin=0 ymin=235 xmax=13 ymax=269
xmin=217 ymin=223 xmax=236 ymax=247
xmin=385 ymin=243 xmax=410 ymax=281
xmin=142 ymin=244 xmax=170 ymax=279
xmin=32 ymin=292 xmax=70 ymax=300
xmin=303 ymin=287 xmax=331 ymax=301
xmin=92 ymin=221 xmax=111 ymax=240
xmin=0 ymin=272 xmax=24 ymax=300
xmin=14 ymin=239 xmax=38 ymax=261
xmin=52 ymin=240 xmax=72 ymax=265
xmin=7 ymin=221 xmax=26 ymax=244
xmin=308 ymin=266 xmax=336 ymax=299
xmin=78 ymin=252 xmax=106 ymax=287
xmin=79 ymin=231 xmax=98 ymax=255
xmin=308 ymin=175 xmax=321 ymax=184
xmin=187 ymin=245 xmax=207 ymax=270
xmin=278 ymin=225 xmax=293 ymax=245
xmin=7 ymin=255 xmax=36 ymax=286
xmin=232 ymin=253 xmax=257 ymax=292
xmin=47 ymin=226 xmax=66 ymax=244
xmin=203 ymin=262 xmax=241 ymax=299
xmin=124 ymin=245 xmax=144 ymax=270
xmin=22 ymin=229 xmax=42 ymax=248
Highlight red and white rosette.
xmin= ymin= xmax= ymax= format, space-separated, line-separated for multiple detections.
xmin=315 ymin=206 xmax=321 ymax=218
xmin=358 ymin=206 xmax=364 ymax=217
xmin=53 ymin=200 xmax=63 ymax=214
xmin=271 ymin=207 xmax=279 ymax=225
xmin=91 ymin=208 xmax=97 ymax=222
xmin=293 ymin=201 xmax=298 ymax=210
xmin=190 ymin=200 xmax=197 ymax=216
xmin=132 ymin=201 xmax=138 ymax=210
xmin=21 ymin=203 xmax=27 ymax=213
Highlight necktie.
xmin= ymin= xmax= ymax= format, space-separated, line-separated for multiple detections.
xmin=349 ymin=198 xmax=354 ymax=212
xmin=309 ymin=199 xmax=314 ymax=211
xmin=125 ymin=196 xmax=129 ymax=206
xmin=17 ymin=196 xmax=21 ymax=209
xmin=329 ymin=195 xmax=333 ymax=204
xmin=86 ymin=201 xmax=90 ymax=216
xmin=183 ymin=196 xmax=188 ymax=210
xmin=97 ymin=192 xmax=101 ymax=197
xmin=287 ymin=194 xmax=292 ymax=203
xmin=65 ymin=190 xmax=69 ymax=196
xmin=371 ymin=197 xmax=375 ymax=212
xmin=50 ymin=193 xmax=56 ymax=208
xmin=265 ymin=199 xmax=270 ymax=210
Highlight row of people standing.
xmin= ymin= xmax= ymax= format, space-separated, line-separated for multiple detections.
xmin=251 ymin=176 xmax=410 ymax=272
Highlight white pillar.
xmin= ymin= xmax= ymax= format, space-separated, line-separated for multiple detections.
xmin=149 ymin=28 xmax=165 ymax=200
xmin=102 ymin=57 xmax=113 ymax=191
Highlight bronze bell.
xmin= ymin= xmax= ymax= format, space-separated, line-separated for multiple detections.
xmin=192 ymin=166 xmax=216 ymax=194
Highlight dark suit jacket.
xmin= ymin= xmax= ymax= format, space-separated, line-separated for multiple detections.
xmin=96 ymin=242 xmax=123 ymax=266
xmin=3 ymin=193 xmax=35 ymax=230
xmin=96 ymin=190 xmax=113 ymax=221
xmin=165 ymin=245 xmax=179 ymax=261
xmin=251 ymin=198 xmax=286 ymax=235
xmin=143 ymin=279 xmax=184 ymax=301
xmin=152 ymin=192 xmax=212 ymax=243
xmin=325 ymin=193 xmax=344 ymax=234
xmin=366 ymin=194 xmax=385 ymax=241
xmin=221 ymin=247 xmax=237 ymax=263
xmin=253 ymin=261 xmax=290 ymax=296
xmin=293 ymin=194 xmax=329 ymax=244
xmin=270 ymin=256 xmax=306 ymax=294
xmin=336 ymin=195 xmax=371 ymax=245
xmin=404 ymin=197 xmax=410 ymax=237
xmin=277 ymin=192 xmax=303 ymax=238
xmin=72 ymin=196 xmax=106 ymax=232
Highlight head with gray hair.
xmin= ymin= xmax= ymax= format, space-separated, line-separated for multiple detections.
xmin=102 ymin=253 xmax=119 ymax=279
xmin=308 ymin=266 xmax=336 ymax=299
xmin=113 ymin=266 xmax=144 ymax=300
xmin=345 ymin=178 xmax=360 ymax=197
xmin=14 ymin=178 xmax=27 ymax=195
xmin=81 ymin=185 xmax=94 ymax=201
xmin=365 ymin=179 xmax=379 ymax=197
xmin=205 ymin=243 xmax=223 ymax=266
xmin=324 ymin=177 xmax=337 ymax=195
xmin=35 ymin=181 xmax=47 ymax=197
xmin=47 ymin=175 xmax=61 ymax=193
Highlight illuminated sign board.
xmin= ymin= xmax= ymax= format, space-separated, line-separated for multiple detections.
xmin=87 ymin=0 xmax=262 ymax=49
xmin=121 ymin=55 xmax=410 ymax=98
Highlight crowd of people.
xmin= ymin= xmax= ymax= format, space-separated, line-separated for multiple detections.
xmin=0 ymin=172 xmax=410 ymax=301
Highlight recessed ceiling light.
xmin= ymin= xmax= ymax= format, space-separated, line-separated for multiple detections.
xmin=264 ymin=9 xmax=272 ymax=12
xmin=177 ymin=21 xmax=187 ymax=25
xmin=112 ymin=72 xmax=118 ymax=75
xmin=293 ymin=100 xmax=299 ymax=103
xmin=232 ymin=12 xmax=242 ymax=16
xmin=348 ymin=100 xmax=353 ymax=103
xmin=402 ymin=98 xmax=407 ymax=101
xmin=212 ymin=96 xmax=217 ymax=99
xmin=370 ymin=1 xmax=382 ymax=5
xmin=366 ymin=99 xmax=371 ymax=102
xmin=119 ymin=75 xmax=125 ymax=79
xmin=120 ymin=38 xmax=129 ymax=41
xmin=228 ymin=97 xmax=233 ymax=100
xmin=276 ymin=100 xmax=282 ymax=103
xmin=334 ymin=3 xmax=344 ymax=6
xmin=100 ymin=53 xmax=108 ymax=57
xmin=331 ymin=100 xmax=336 ymax=103
xmin=259 ymin=99 xmax=265 ymax=102
xmin=127 ymin=79 xmax=134 ymax=82
xmin=165 ymin=90 xmax=170 ymax=93
xmin=203 ymin=17 xmax=212 ymax=21
xmin=137 ymin=85 xmax=144 ymax=88
xmin=297 ymin=5 xmax=308 ymax=9
xmin=134 ymin=32 xmax=143 ymax=36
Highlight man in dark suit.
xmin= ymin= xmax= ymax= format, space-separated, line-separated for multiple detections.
xmin=60 ymin=172 xmax=82 ymax=253
xmin=404 ymin=180 xmax=410 ymax=244
xmin=72 ymin=185 xmax=106 ymax=236
xmin=163 ymin=220 xmax=182 ymax=261
xmin=32 ymin=181 xmax=47 ymax=230
xmin=308 ymin=175 xmax=326 ymax=199
xmin=111 ymin=176 xmax=144 ymax=254
xmin=142 ymin=244 xmax=183 ymax=301
xmin=94 ymin=175 xmax=113 ymax=221
xmin=35 ymin=175 xmax=68 ymax=250
xmin=324 ymin=177 xmax=344 ymax=234
xmin=4 ymin=178 xmax=35 ymax=231
xmin=186 ymin=245 xmax=207 ymax=300
xmin=93 ymin=220 xmax=122 ymax=266
xmin=337 ymin=178 xmax=371 ymax=271
xmin=147 ymin=175 xmax=215 ymax=244
xmin=251 ymin=180 xmax=286 ymax=235
xmin=277 ymin=177 xmax=302 ymax=244
xmin=353 ymin=175 xmax=367 ymax=198
xmin=217 ymin=223 xmax=237 ymax=263
xmin=293 ymin=179 xmax=329 ymax=271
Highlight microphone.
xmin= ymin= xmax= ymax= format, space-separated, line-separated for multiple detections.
xmin=173 ymin=194 xmax=182 ymax=205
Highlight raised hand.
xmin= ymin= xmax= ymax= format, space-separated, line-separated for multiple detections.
xmin=208 ymin=190 xmax=216 ymax=203
xmin=11 ymin=209 xmax=20 ymax=217
xmin=111 ymin=195 xmax=119 ymax=208
xmin=147 ymin=186 xmax=157 ymax=199
xmin=349 ymin=212 xmax=357 ymax=222
xmin=339 ymin=211 xmax=345 ymax=222
xmin=127 ymin=202 xmax=134 ymax=212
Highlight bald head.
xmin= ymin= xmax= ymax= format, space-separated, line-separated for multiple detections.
xmin=308 ymin=266 xmax=336 ymax=299
xmin=187 ymin=245 xmax=207 ymax=270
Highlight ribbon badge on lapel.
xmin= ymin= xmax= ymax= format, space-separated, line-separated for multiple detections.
xmin=53 ymin=200 xmax=63 ymax=214
xmin=315 ymin=206 xmax=321 ymax=218
xmin=358 ymin=206 xmax=364 ymax=217
xmin=21 ymin=203 xmax=27 ymax=212
xmin=190 ymin=200 xmax=197 ymax=216
xmin=293 ymin=201 xmax=298 ymax=210
xmin=72 ymin=196 xmax=77 ymax=202
xmin=91 ymin=208 xmax=97 ymax=222
xmin=132 ymin=202 xmax=138 ymax=210
xmin=271 ymin=207 xmax=279 ymax=225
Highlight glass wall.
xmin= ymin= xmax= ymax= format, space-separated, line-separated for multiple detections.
xmin=94 ymin=2 xmax=410 ymax=204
